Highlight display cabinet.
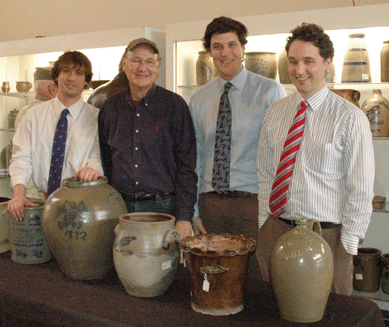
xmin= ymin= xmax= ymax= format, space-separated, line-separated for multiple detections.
xmin=0 ymin=26 xmax=166 ymax=198
xmin=166 ymin=3 xmax=389 ymax=311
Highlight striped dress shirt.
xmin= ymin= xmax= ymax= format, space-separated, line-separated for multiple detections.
xmin=257 ymin=86 xmax=375 ymax=255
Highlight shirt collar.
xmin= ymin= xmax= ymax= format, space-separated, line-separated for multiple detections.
xmin=54 ymin=96 xmax=84 ymax=119
xmin=126 ymin=84 xmax=157 ymax=107
xmin=302 ymin=85 xmax=329 ymax=112
xmin=216 ymin=67 xmax=247 ymax=93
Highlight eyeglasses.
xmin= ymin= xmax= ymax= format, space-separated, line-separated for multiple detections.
xmin=127 ymin=58 xmax=159 ymax=68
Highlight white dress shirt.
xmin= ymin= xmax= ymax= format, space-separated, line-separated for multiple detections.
xmin=257 ymin=86 xmax=375 ymax=255
xmin=189 ymin=67 xmax=287 ymax=216
xmin=10 ymin=96 xmax=103 ymax=194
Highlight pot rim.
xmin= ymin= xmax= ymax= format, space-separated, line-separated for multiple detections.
xmin=119 ymin=212 xmax=176 ymax=224
xmin=62 ymin=176 xmax=108 ymax=188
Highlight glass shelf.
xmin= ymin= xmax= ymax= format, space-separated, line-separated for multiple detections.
xmin=0 ymin=92 xmax=32 ymax=98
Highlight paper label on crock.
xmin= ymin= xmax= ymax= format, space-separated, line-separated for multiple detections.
xmin=162 ymin=260 xmax=172 ymax=270
xmin=203 ymin=273 xmax=210 ymax=292
xmin=355 ymin=273 xmax=363 ymax=280
xmin=362 ymin=73 xmax=369 ymax=80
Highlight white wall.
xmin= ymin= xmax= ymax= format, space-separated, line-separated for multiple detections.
xmin=0 ymin=0 xmax=388 ymax=42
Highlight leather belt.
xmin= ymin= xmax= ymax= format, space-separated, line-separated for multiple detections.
xmin=207 ymin=191 xmax=257 ymax=198
xmin=121 ymin=192 xmax=174 ymax=201
xmin=278 ymin=217 xmax=340 ymax=229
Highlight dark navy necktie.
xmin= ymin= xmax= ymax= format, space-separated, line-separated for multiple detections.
xmin=47 ymin=108 xmax=69 ymax=196
xmin=212 ymin=82 xmax=233 ymax=194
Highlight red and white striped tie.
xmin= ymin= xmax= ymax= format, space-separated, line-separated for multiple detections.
xmin=269 ymin=101 xmax=307 ymax=219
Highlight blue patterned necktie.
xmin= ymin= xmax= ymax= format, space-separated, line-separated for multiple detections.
xmin=47 ymin=108 xmax=69 ymax=196
xmin=212 ymin=82 xmax=233 ymax=194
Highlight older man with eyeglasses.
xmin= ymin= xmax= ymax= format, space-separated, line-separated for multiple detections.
xmin=98 ymin=38 xmax=197 ymax=241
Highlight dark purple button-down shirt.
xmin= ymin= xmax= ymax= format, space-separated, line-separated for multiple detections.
xmin=98 ymin=84 xmax=197 ymax=222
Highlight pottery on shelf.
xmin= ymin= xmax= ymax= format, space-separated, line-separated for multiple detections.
xmin=114 ymin=212 xmax=180 ymax=297
xmin=342 ymin=33 xmax=371 ymax=83
xmin=196 ymin=51 xmax=218 ymax=86
xmin=269 ymin=218 xmax=334 ymax=323
xmin=277 ymin=49 xmax=291 ymax=84
xmin=42 ymin=177 xmax=127 ymax=280
xmin=381 ymin=40 xmax=389 ymax=82
xmin=244 ymin=52 xmax=277 ymax=79
xmin=330 ymin=89 xmax=361 ymax=108
xmin=16 ymin=81 xmax=32 ymax=93
xmin=361 ymin=89 xmax=389 ymax=137
xmin=1 ymin=82 xmax=10 ymax=93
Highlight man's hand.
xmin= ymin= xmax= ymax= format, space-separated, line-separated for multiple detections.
xmin=72 ymin=167 xmax=100 ymax=181
xmin=175 ymin=220 xmax=192 ymax=264
xmin=7 ymin=196 xmax=38 ymax=221
xmin=192 ymin=217 xmax=207 ymax=235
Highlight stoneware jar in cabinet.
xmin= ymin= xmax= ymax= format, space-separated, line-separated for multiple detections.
xmin=0 ymin=197 xmax=11 ymax=253
xmin=42 ymin=177 xmax=127 ymax=280
xmin=114 ymin=212 xmax=180 ymax=297
xmin=381 ymin=253 xmax=389 ymax=294
xmin=196 ymin=51 xmax=218 ymax=86
xmin=8 ymin=200 xmax=52 ymax=264
xmin=361 ymin=89 xmax=389 ymax=137
xmin=269 ymin=218 xmax=334 ymax=323
xmin=330 ymin=89 xmax=361 ymax=108
xmin=244 ymin=52 xmax=277 ymax=79
xmin=342 ymin=33 xmax=371 ymax=83
xmin=381 ymin=40 xmax=389 ymax=82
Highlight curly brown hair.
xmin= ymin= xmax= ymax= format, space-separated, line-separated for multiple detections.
xmin=285 ymin=23 xmax=334 ymax=60
xmin=203 ymin=16 xmax=248 ymax=51
xmin=51 ymin=51 xmax=93 ymax=88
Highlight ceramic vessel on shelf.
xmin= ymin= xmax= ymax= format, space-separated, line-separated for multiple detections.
xmin=0 ymin=143 xmax=12 ymax=169
xmin=373 ymin=195 xmax=386 ymax=210
xmin=361 ymin=89 xmax=389 ymax=137
xmin=381 ymin=40 xmax=389 ymax=82
xmin=8 ymin=200 xmax=53 ymax=264
xmin=244 ymin=52 xmax=277 ymax=79
xmin=269 ymin=218 xmax=333 ymax=323
xmin=277 ymin=49 xmax=291 ymax=84
xmin=196 ymin=51 xmax=218 ymax=86
xmin=341 ymin=33 xmax=371 ymax=83
xmin=353 ymin=247 xmax=382 ymax=292
xmin=42 ymin=176 xmax=127 ymax=280
xmin=179 ymin=233 xmax=256 ymax=316
xmin=8 ymin=108 xmax=19 ymax=129
xmin=326 ymin=62 xmax=335 ymax=83
xmin=16 ymin=81 xmax=32 ymax=93
xmin=0 ymin=197 xmax=11 ymax=253
xmin=114 ymin=212 xmax=180 ymax=297
xmin=330 ymin=89 xmax=360 ymax=107
xmin=1 ymin=82 xmax=10 ymax=93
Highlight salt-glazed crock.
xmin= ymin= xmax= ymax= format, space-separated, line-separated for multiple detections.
xmin=269 ymin=218 xmax=334 ymax=323
xmin=114 ymin=212 xmax=180 ymax=297
xmin=42 ymin=176 xmax=127 ymax=280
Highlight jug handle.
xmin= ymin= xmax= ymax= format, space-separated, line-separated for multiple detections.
xmin=162 ymin=229 xmax=180 ymax=250
xmin=307 ymin=219 xmax=322 ymax=236
xmin=108 ymin=192 xmax=123 ymax=203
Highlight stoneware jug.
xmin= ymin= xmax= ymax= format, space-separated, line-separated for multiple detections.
xmin=42 ymin=177 xmax=127 ymax=280
xmin=269 ymin=218 xmax=334 ymax=323
xmin=196 ymin=51 xmax=218 ymax=86
xmin=0 ymin=197 xmax=11 ymax=253
xmin=16 ymin=81 xmax=32 ymax=92
xmin=381 ymin=40 xmax=389 ymax=82
xmin=8 ymin=200 xmax=52 ymax=264
xmin=179 ymin=233 xmax=256 ymax=316
xmin=361 ymin=89 xmax=389 ymax=137
xmin=114 ymin=212 xmax=180 ymax=297
xmin=381 ymin=253 xmax=389 ymax=294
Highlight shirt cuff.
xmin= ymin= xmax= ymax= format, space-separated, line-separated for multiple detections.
xmin=340 ymin=233 xmax=360 ymax=255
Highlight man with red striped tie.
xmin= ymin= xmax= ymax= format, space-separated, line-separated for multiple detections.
xmin=256 ymin=23 xmax=374 ymax=295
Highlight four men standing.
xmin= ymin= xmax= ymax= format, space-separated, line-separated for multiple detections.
xmin=6 ymin=19 xmax=375 ymax=292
